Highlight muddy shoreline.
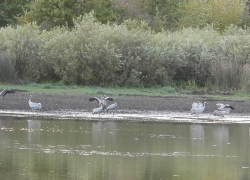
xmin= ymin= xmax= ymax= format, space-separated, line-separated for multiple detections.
xmin=0 ymin=91 xmax=250 ymax=123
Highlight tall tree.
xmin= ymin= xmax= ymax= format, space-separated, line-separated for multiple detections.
xmin=0 ymin=0 xmax=32 ymax=27
xmin=177 ymin=0 xmax=245 ymax=32
xmin=140 ymin=0 xmax=184 ymax=31
xmin=19 ymin=0 xmax=116 ymax=29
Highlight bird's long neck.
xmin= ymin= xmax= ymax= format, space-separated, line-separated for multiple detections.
xmin=102 ymin=100 xmax=107 ymax=107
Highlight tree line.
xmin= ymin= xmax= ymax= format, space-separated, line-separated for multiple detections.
xmin=1 ymin=14 xmax=250 ymax=92
xmin=1 ymin=0 xmax=250 ymax=92
xmin=1 ymin=0 xmax=250 ymax=32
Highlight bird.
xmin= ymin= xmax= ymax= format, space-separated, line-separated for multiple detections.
xmin=213 ymin=109 xmax=231 ymax=117
xmin=216 ymin=103 xmax=234 ymax=111
xmin=92 ymin=102 xmax=104 ymax=115
xmin=29 ymin=95 xmax=42 ymax=110
xmin=89 ymin=95 xmax=113 ymax=111
xmin=0 ymin=89 xmax=15 ymax=98
xmin=106 ymin=101 xmax=118 ymax=115
xmin=213 ymin=103 xmax=234 ymax=117
xmin=191 ymin=101 xmax=206 ymax=118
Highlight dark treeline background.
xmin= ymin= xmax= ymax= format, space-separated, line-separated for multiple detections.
xmin=1 ymin=0 xmax=250 ymax=92
xmin=1 ymin=0 xmax=250 ymax=32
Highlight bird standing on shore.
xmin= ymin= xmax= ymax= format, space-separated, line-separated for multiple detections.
xmin=0 ymin=89 xmax=15 ymax=98
xmin=191 ymin=101 xmax=206 ymax=118
xmin=92 ymin=101 xmax=104 ymax=115
xmin=29 ymin=95 xmax=42 ymax=110
xmin=107 ymin=101 xmax=118 ymax=115
xmin=213 ymin=103 xmax=234 ymax=117
xmin=89 ymin=95 xmax=113 ymax=111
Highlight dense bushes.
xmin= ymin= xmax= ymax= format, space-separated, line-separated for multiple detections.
xmin=0 ymin=51 xmax=16 ymax=83
xmin=1 ymin=13 xmax=250 ymax=91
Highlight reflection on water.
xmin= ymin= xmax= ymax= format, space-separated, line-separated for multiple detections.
xmin=27 ymin=120 xmax=41 ymax=143
xmin=0 ymin=116 xmax=249 ymax=180
xmin=92 ymin=121 xmax=117 ymax=147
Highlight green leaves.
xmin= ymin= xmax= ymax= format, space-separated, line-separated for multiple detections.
xmin=2 ymin=13 xmax=250 ymax=91
xmin=177 ymin=0 xmax=245 ymax=32
xmin=0 ymin=51 xmax=16 ymax=83
xmin=0 ymin=0 xmax=32 ymax=27
xmin=18 ymin=0 xmax=116 ymax=29
xmin=1 ymin=0 xmax=249 ymax=34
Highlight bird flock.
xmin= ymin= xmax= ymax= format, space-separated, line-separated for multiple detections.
xmin=1 ymin=88 xmax=235 ymax=118
xmin=89 ymin=95 xmax=117 ymax=115
xmin=0 ymin=88 xmax=117 ymax=114
xmin=191 ymin=101 xmax=234 ymax=118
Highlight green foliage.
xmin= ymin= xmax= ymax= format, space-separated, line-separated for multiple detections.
xmin=0 ymin=51 xmax=17 ymax=83
xmin=177 ymin=0 xmax=245 ymax=32
xmin=0 ymin=0 xmax=32 ymax=27
xmin=162 ymin=86 xmax=176 ymax=94
xmin=140 ymin=0 xmax=184 ymax=31
xmin=239 ymin=64 xmax=250 ymax=92
xmin=19 ymin=0 xmax=116 ymax=29
xmin=0 ymin=23 xmax=60 ymax=82
xmin=3 ymin=13 xmax=250 ymax=92
xmin=1 ymin=0 xmax=249 ymax=34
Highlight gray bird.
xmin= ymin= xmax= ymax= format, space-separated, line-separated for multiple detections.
xmin=29 ymin=95 xmax=42 ymax=110
xmin=213 ymin=103 xmax=234 ymax=117
xmin=191 ymin=101 xmax=206 ymax=119
xmin=107 ymin=101 xmax=118 ymax=115
xmin=216 ymin=103 xmax=234 ymax=111
xmin=89 ymin=95 xmax=113 ymax=111
xmin=191 ymin=101 xmax=206 ymax=114
xmin=0 ymin=89 xmax=15 ymax=98
xmin=92 ymin=102 xmax=104 ymax=115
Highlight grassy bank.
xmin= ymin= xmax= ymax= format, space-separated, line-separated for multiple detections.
xmin=1 ymin=84 xmax=249 ymax=102
xmin=0 ymin=84 xmax=177 ymax=97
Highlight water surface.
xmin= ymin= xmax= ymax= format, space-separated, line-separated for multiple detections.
xmin=0 ymin=116 xmax=249 ymax=180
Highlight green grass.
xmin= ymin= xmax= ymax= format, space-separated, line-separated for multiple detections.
xmin=0 ymin=84 xmax=179 ymax=96
xmin=1 ymin=83 xmax=250 ymax=101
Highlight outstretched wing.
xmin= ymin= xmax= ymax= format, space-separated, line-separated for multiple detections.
xmin=192 ymin=102 xmax=198 ymax=109
xmin=216 ymin=103 xmax=224 ymax=108
xmin=104 ymin=97 xmax=114 ymax=101
xmin=197 ymin=102 xmax=204 ymax=108
xmin=0 ymin=89 xmax=15 ymax=98
xmin=216 ymin=103 xmax=234 ymax=110
xmin=89 ymin=97 xmax=101 ymax=103
xmin=224 ymin=104 xmax=234 ymax=110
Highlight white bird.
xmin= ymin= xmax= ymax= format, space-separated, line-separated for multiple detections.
xmin=89 ymin=95 xmax=113 ymax=110
xmin=0 ymin=89 xmax=15 ymax=98
xmin=29 ymin=95 xmax=42 ymax=110
xmin=191 ymin=101 xmax=206 ymax=118
xmin=191 ymin=101 xmax=206 ymax=114
xmin=213 ymin=103 xmax=234 ymax=117
xmin=92 ymin=102 xmax=104 ymax=115
xmin=107 ymin=102 xmax=118 ymax=115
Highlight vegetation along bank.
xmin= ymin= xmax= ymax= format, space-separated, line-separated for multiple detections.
xmin=1 ymin=0 xmax=250 ymax=93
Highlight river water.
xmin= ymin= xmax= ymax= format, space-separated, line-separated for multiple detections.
xmin=0 ymin=116 xmax=249 ymax=180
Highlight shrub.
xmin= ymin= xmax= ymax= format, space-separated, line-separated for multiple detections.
xmin=0 ymin=51 xmax=17 ymax=83
xmin=2 ymin=13 xmax=250 ymax=91
xmin=238 ymin=64 xmax=250 ymax=92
